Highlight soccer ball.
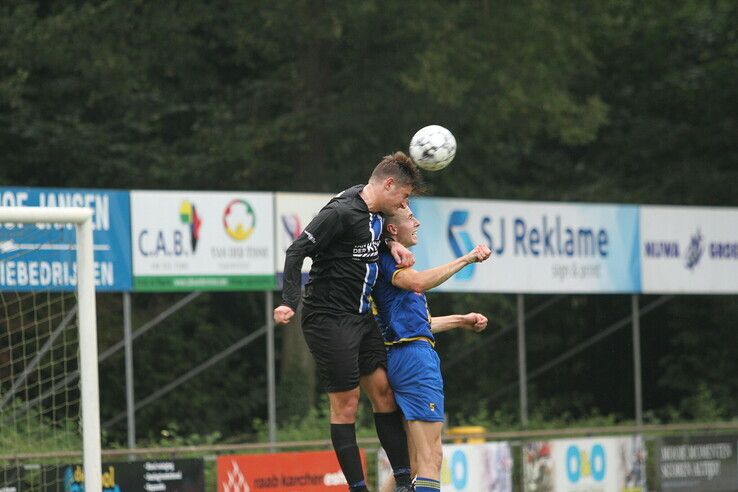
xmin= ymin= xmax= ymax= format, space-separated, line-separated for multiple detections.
xmin=409 ymin=125 xmax=457 ymax=171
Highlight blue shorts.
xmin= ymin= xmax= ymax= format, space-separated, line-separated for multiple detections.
xmin=387 ymin=340 xmax=444 ymax=422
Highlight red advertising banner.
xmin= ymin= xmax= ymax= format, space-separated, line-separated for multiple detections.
xmin=217 ymin=450 xmax=367 ymax=492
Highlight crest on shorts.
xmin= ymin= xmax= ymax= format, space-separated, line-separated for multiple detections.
xmin=429 ymin=403 xmax=436 ymax=412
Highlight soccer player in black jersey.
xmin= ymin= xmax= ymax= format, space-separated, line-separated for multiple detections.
xmin=274 ymin=152 xmax=422 ymax=492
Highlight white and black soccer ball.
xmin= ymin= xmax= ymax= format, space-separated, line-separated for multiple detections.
xmin=409 ymin=125 xmax=457 ymax=171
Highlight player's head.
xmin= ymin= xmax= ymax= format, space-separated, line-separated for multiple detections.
xmin=368 ymin=151 xmax=423 ymax=214
xmin=385 ymin=206 xmax=421 ymax=247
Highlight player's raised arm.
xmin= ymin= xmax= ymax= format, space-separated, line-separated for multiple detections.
xmin=392 ymin=244 xmax=491 ymax=293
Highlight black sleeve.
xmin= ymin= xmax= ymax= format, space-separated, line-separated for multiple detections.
xmin=281 ymin=206 xmax=343 ymax=310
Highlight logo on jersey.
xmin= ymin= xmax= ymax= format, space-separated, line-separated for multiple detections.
xmin=353 ymin=240 xmax=380 ymax=259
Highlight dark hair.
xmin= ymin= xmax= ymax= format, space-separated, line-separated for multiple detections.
xmin=369 ymin=151 xmax=424 ymax=193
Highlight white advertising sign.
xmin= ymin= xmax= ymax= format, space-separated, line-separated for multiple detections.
xmin=378 ymin=442 xmax=513 ymax=491
xmin=274 ymin=192 xmax=334 ymax=283
xmin=131 ymin=191 xmax=275 ymax=291
xmin=640 ymin=206 xmax=738 ymax=293
xmin=524 ymin=436 xmax=646 ymax=492
xmin=410 ymin=197 xmax=640 ymax=293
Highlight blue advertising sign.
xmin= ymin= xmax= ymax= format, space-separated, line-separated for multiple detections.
xmin=0 ymin=187 xmax=132 ymax=292
xmin=409 ymin=197 xmax=640 ymax=293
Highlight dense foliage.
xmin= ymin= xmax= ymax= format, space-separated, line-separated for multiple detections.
xmin=1 ymin=1 xmax=736 ymax=446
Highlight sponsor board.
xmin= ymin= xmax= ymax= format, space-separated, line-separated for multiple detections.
xmin=4 ymin=187 xmax=737 ymax=296
xmin=656 ymin=435 xmax=738 ymax=491
xmin=217 ymin=450 xmax=366 ymax=491
xmin=641 ymin=206 xmax=738 ymax=293
xmin=274 ymin=192 xmax=334 ymax=288
xmin=524 ymin=436 xmax=646 ymax=492
xmin=378 ymin=442 xmax=513 ymax=491
xmin=42 ymin=459 xmax=204 ymax=491
xmin=410 ymin=197 xmax=640 ymax=293
xmin=0 ymin=187 xmax=132 ymax=292
xmin=131 ymin=191 xmax=275 ymax=291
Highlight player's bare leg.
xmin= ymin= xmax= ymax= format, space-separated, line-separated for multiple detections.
xmin=329 ymin=388 xmax=361 ymax=423
xmin=360 ymin=366 xmax=397 ymax=412
xmin=328 ymin=388 xmax=368 ymax=491
xmin=406 ymin=420 xmax=444 ymax=491
xmin=360 ymin=367 xmax=413 ymax=490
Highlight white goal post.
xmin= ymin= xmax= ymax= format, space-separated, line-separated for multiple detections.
xmin=0 ymin=206 xmax=101 ymax=491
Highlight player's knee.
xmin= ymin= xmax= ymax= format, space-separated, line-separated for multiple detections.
xmin=365 ymin=377 xmax=396 ymax=411
xmin=374 ymin=377 xmax=392 ymax=396
xmin=374 ymin=384 xmax=395 ymax=408
xmin=337 ymin=398 xmax=359 ymax=415
xmin=331 ymin=396 xmax=360 ymax=421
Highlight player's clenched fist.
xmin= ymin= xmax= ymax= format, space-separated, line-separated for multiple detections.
xmin=464 ymin=244 xmax=492 ymax=264
xmin=273 ymin=305 xmax=295 ymax=324
xmin=461 ymin=312 xmax=488 ymax=332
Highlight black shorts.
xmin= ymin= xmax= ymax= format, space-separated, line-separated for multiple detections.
xmin=301 ymin=307 xmax=387 ymax=393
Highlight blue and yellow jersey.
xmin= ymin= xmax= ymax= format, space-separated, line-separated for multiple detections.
xmin=371 ymin=249 xmax=434 ymax=346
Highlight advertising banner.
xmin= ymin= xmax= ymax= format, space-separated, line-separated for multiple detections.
xmin=42 ymin=459 xmax=204 ymax=491
xmin=523 ymin=436 xmax=646 ymax=492
xmin=656 ymin=435 xmax=738 ymax=491
xmin=0 ymin=187 xmax=132 ymax=292
xmin=640 ymin=206 xmax=738 ymax=293
xmin=378 ymin=442 xmax=513 ymax=491
xmin=409 ymin=197 xmax=640 ymax=293
xmin=131 ymin=191 xmax=275 ymax=291
xmin=274 ymin=192 xmax=334 ymax=287
xmin=217 ymin=450 xmax=366 ymax=491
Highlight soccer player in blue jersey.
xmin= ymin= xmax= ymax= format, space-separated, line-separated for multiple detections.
xmin=372 ymin=205 xmax=491 ymax=492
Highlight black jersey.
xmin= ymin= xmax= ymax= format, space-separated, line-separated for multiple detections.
xmin=281 ymin=185 xmax=384 ymax=314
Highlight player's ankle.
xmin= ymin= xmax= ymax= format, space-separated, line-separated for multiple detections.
xmin=349 ymin=479 xmax=369 ymax=492
xmin=393 ymin=469 xmax=412 ymax=486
